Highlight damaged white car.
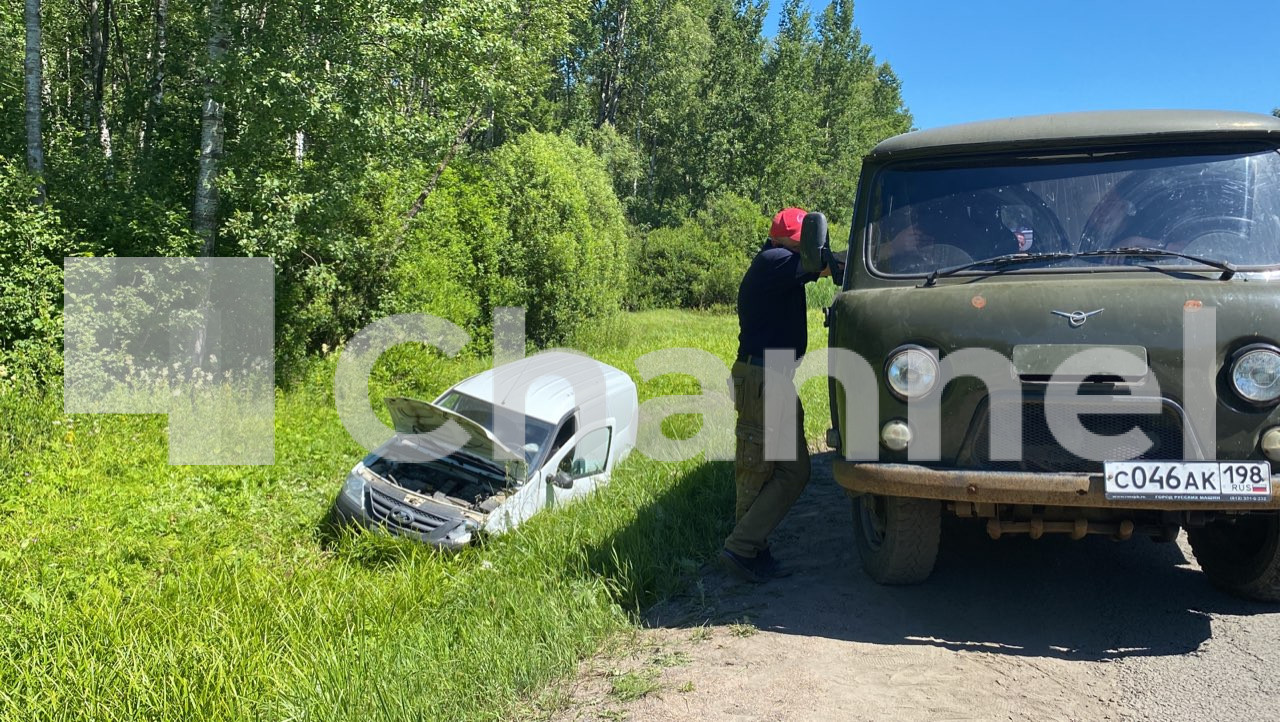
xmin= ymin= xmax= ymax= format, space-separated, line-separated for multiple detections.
xmin=327 ymin=351 xmax=639 ymax=548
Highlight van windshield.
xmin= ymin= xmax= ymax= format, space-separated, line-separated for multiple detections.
xmin=868 ymin=148 xmax=1280 ymax=275
xmin=435 ymin=391 xmax=554 ymax=467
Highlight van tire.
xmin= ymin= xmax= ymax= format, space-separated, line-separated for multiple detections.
xmin=1187 ymin=512 xmax=1280 ymax=602
xmin=851 ymin=493 xmax=941 ymax=584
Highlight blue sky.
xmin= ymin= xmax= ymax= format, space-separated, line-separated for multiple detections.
xmin=765 ymin=0 xmax=1280 ymax=130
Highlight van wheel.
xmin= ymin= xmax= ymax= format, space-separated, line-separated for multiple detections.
xmin=1187 ymin=512 xmax=1280 ymax=602
xmin=851 ymin=493 xmax=941 ymax=584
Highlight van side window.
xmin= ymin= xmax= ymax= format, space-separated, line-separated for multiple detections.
xmin=560 ymin=427 xmax=612 ymax=479
xmin=548 ymin=416 xmax=576 ymax=458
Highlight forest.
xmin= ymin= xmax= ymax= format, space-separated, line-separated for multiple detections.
xmin=4 ymin=0 xmax=912 ymax=382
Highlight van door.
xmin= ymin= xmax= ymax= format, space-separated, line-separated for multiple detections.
xmin=547 ymin=425 xmax=615 ymax=507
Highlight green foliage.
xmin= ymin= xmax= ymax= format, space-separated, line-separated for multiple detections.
xmin=4 ymin=0 xmax=593 ymax=381
xmin=699 ymin=190 xmax=771 ymax=258
xmin=488 ymin=131 xmax=629 ymax=347
xmin=0 ymin=158 xmax=80 ymax=382
xmin=382 ymin=163 xmax=506 ymax=346
xmin=5 ymin=0 xmax=909 ymax=376
xmin=628 ymin=224 xmax=714 ymax=309
xmin=549 ymin=0 xmax=910 ymax=225
xmin=379 ymin=132 xmax=632 ymax=352
xmin=627 ymin=192 xmax=767 ymax=310
xmin=579 ymin=123 xmax=644 ymax=215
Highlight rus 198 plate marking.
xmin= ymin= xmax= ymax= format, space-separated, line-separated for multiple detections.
xmin=1104 ymin=461 xmax=1272 ymax=502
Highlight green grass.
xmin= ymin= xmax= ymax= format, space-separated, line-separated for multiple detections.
xmin=0 ymin=308 xmax=831 ymax=722
xmin=608 ymin=668 xmax=661 ymax=702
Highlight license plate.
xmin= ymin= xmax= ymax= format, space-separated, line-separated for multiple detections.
xmin=1104 ymin=461 xmax=1273 ymax=501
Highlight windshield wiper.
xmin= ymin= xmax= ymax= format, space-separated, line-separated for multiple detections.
xmin=921 ymin=252 xmax=1076 ymax=287
xmin=1075 ymin=246 xmax=1237 ymax=280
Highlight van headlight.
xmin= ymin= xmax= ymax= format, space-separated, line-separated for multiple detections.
xmin=341 ymin=463 xmax=375 ymax=505
xmin=1230 ymin=346 xmax=1280 ymax=404
xmin=885 ymin=346 xmax=939 ymax=400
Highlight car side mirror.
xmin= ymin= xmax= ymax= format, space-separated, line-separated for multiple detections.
xmin=551 ymin=470 xmax=574 ymax=489
xmin=800 ymin=211 xmax=828 ymax=274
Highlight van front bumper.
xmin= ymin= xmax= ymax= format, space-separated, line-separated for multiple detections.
xmin=326 ymin=479 xmax=476 ymax=549
xmin=833 ymin=461 xmax=1280 ymax=511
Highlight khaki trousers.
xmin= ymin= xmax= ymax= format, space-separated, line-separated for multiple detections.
xmin=724 ymin=360 xmax=810 ymax=559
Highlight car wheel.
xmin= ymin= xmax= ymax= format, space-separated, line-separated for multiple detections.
xmin=1187 ymin=512 xmax=1280 ymax=602
xmin=851 ymin=493 xmax=941 ymax=585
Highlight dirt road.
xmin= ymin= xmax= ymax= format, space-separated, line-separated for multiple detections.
xmin=546 ymin=452 xmax=1280 ymax=722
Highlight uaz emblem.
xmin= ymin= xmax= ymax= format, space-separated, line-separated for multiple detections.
xmin=1051 ymin=309 xmax=1104 ymax=327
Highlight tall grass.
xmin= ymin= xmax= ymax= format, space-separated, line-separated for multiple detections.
xmin=0 ymin=309 xmax=831 ymax=721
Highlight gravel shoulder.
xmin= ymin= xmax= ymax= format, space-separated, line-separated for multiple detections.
xmin=539 ymin=452 xmax=1280 ymax=722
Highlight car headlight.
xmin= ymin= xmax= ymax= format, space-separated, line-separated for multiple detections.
xmin=341 ymin=463 xmax=374 ymax=505
xmin=1230 ymin=346 xmax=1280 ymax=404
xmin=885 ymin=346 xmax=939 ymax=400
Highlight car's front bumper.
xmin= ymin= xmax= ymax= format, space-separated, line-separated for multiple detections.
xmin=328 ymin=480 xmax=475 ymax=550
xmin=833 ymin=461 xmax=1280 ymax=511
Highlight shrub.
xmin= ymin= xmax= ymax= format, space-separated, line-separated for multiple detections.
xmin=696 ymin=191 xmax=769 ymax=259
xmin=627 ymin=192 xmax=766 ymax=310
xmin=627 ymin=224 xmax=740 ymax=309
xmin=226 ymin=168 xmax=401 ymax=379
xmin=488 ymin=132 xmax=629 ymax=347
xmin=380 ymin=162 xmax=507 ymax=349
xmin=378 ymin=133 xmax=631 ymax=352
xmin=580 ymin=123 xmax=644 ymax=216
xmin=0 ymin=158 xmax=80 ymax=382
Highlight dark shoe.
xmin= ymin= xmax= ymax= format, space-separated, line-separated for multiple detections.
xmin=719 ymin=548 xmax=767 ymax=583
xmin=756 ymin=547 xmax=793 ymax=579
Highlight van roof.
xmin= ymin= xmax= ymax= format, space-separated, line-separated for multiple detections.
xmin=447 ymin=350 xmax=635 ymax=424
xmin=870 ymin=110 xmax=1280 ymax=160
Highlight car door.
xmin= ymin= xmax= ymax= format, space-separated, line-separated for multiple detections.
xmin=546 ymin=424 xmax=615 ymax=507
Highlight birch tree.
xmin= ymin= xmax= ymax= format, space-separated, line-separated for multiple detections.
xmin=24 ymin=0 xmax=46 ymax=203
xmin=82 ymin=0 xmax=113 ymax=156
xmin=194 ymin=0 xmax=226 ymax=256
xmin=140 ymin=0 xmax=167 ymax=155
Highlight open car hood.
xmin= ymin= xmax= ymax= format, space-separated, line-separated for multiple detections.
xmin=384 ymin=397 xmax=528 ymax=480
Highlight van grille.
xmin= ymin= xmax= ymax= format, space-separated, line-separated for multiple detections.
xmin=368 ymin=486 xmax=450 ymax=534
xmin=968 ymin=398 xmax=1185 ymax=473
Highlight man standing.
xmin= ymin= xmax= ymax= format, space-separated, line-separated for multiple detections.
xmin=720 ymin=207 xmax=836 ymax=583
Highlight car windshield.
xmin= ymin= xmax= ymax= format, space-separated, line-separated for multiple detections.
xmin=434 ymin=390 xmax=554 ymax=466
xmin=868 ymin=147 xmax=1280 ymax=275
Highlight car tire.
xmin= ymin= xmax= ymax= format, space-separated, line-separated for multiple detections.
xmin=851 ymin=493 xmax=941 ymax=585
xmin=1187 ymin=512 xmax=1280 ymax=602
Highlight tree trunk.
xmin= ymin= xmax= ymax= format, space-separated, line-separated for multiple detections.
xmin=85 ymin=0 xmax=112 ymax=157
xmin=24 ymin=0 xmax=46 ymax=203
xmin=596 ymin=0 xmax=629 ymax=128
xmin=141 ymin=0 xmax=168 ymax=155
xmin=194 ymin=0 xmax=227 ymax=257
xmin=63 ymin=35 xmax=71 ymax=112
xmin=402 ymin=111 xmax=481 ymax=224
xmin=81 ymin=0 xmax=95 ymax=137
xmin=98 ymin=0 xmax=112 ymax=157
